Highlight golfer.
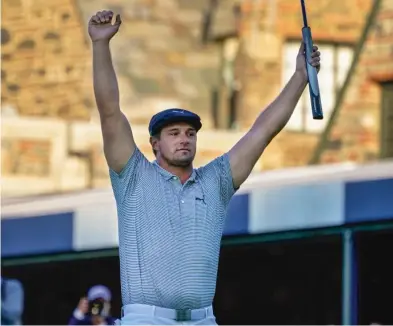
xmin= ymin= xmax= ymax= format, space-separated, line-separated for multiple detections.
xmin=88 ymin=10 xmax=321 ymax=325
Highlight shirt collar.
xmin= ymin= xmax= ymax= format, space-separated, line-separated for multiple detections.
xmin=152 ymin=160 xmax=197 ymax=183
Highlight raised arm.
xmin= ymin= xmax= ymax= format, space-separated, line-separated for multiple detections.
xmin=228 ymin=42 xmax=321 ymax=189
xmin=89 ymin=10 xmax=135 ymax=173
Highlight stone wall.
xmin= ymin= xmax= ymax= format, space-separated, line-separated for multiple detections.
xmin=1 ymin=116 xmax=246 ymax=197
xmin=2 ymin=0 xmax=387 ymax=197
xmin=319 ymin=0 xmax=393 ymax=164
xmin=233 ymin=0 xmax=373 ymax=128
xmin=1 ymin=0 xmax=237 ymax=196
xmin=1 ymin=0 xmax=92 ymax=120
xmin=230 ymin=0 xmax=373 ymax=169
xmin=1 ymin=117 xmax=71 ymax=196
xmin=76 ymin=0 xmax=233 ymax=127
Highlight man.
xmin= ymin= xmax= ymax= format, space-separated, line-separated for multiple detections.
xmin=88 ymin=10 xmax=321 ymax=325
xmin=69 ymin=285 xmax=116 ymax=325
xmin=1 ymin=277 xmax=24 ymax=325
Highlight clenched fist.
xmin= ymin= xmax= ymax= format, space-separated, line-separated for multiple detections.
xmin=88 ymin=10 xmax=122 ymax=42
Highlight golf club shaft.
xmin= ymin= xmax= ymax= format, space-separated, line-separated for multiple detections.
xmin=301 ymin=0 xmax=323 ymax=120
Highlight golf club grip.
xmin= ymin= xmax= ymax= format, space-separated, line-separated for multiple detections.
xmin=302 ymin=27 xmax=323 ymax=120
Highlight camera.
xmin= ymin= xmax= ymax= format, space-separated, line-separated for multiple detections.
xmin=88 ymin=298 xmax=105 ymax=316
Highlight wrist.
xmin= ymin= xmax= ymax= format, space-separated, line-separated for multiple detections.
xmin=73 ymin=308 xmax=85 ymax=320
xmin=293 ymin=70 xmax=308 ymax=85
xmin=91 ymin=39 xmax=110 ymax=45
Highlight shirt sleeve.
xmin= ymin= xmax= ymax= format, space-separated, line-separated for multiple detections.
xmin=72 ymin=308 xmax=85 ymax=320
xmin=109 ymin=147 xmax=149 ymax=204
xmin=68 ymin=310 xmax=87 ymax=326
xmin=200 ymin=152 xmax=237 ymax=206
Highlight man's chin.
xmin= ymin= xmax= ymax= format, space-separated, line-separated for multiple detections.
xmin=171 ymin=156 xmax=194 ymax=167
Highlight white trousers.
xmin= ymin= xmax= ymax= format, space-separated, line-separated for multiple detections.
xmin=115 ymin=304 xmax=218 ymax=325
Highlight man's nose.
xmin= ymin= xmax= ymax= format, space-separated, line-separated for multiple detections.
xmin=179 ymin=133 xmax=190 ymax=143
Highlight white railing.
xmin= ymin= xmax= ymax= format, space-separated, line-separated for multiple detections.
xmin=238 ymin=158 xmax=393 ymax=193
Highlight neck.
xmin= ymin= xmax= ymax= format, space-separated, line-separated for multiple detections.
xmin=156 ymin=157 xmax=193 ymax=184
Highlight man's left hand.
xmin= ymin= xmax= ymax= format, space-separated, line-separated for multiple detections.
xmin=295 ymin=42 xmax=321 ymax=80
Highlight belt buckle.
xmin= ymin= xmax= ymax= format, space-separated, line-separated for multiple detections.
xmin=176 ymin=309 xmax=192 ymax=321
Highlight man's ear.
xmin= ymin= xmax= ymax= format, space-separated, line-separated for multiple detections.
xmin=150 ymin=136 xmax=158 ymax=154
xmin=149 ymin=136 xmax=155 ymax=146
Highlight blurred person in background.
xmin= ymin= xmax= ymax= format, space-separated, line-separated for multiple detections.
xmin=1 ymin=277 xmax=24 ymax=325
xmin=88 ymin=8 xmax=321 ymax=326
xmin=69 ymin=285 xmax=116 ymax=325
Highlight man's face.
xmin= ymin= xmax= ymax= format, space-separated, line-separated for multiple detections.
xmin=152 ymin=122 xmax=197 ymax=167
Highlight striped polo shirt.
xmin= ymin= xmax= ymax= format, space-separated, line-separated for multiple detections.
xmin=109 ymin=147 xmax=236 ymax=310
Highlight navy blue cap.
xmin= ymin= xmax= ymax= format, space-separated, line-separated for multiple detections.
xmin=148 ymin=108 xmax=202 ymax=136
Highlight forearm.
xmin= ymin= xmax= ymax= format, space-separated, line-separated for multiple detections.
xmin=228 ymin=43 xmax=321 ymax=188
xmin=228 ymin=71 xmax=307 ymax=187
xmin=92 ymin=40 xmax=120 ymax=117
xmin=251 ymin=71 xmax=307 ymax=141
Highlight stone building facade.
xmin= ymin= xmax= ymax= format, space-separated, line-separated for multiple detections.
xmin=2 ymin=0 xmax=391 ymax=197
xmin=314 ymin=0 xmax=393 ymax=164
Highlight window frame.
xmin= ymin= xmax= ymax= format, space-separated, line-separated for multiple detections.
xmin=282 ymin=39 xmax=354 ymax=133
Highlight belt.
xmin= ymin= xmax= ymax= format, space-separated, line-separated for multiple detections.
xmin=121 ymin=303 xmax=214 ymax=321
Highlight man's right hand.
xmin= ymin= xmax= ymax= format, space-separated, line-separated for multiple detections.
xmin=77 ymin=297 xmax=89 ymax=315
xmin=88 ymin=10 xmax=122 ymax=43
